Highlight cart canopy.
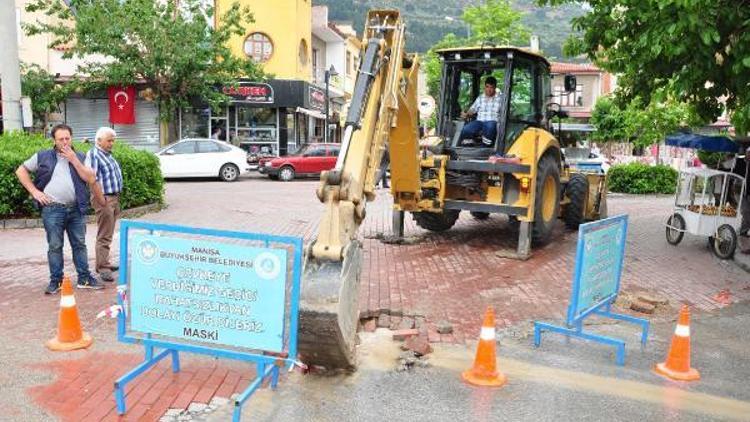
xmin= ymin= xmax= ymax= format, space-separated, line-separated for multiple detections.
xmin=665 ymin=132 xmax=740 ymax=153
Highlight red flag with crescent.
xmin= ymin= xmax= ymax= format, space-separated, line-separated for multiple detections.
xmin=107 ymin=85 xmax=136 ymax=124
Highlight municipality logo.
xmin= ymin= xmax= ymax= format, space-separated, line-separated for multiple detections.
xmin=254 ymin=252 xmax=281 ymax=280
xmin=137 ymin=239 xmax=159 ymax=264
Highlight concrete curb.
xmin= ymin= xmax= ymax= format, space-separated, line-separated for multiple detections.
xmin=0 ymin=202 xmax=164 ymax=230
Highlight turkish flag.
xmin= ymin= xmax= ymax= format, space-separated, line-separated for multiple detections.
xmin=108 ymin=85 xmax=136 ymax=124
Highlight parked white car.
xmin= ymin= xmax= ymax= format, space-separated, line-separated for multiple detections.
xmin=157 ymin=139 xmax=249 ymax=182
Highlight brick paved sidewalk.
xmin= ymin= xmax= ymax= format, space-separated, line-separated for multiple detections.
xmin=1 ymin=178 xmax=748 ymax=421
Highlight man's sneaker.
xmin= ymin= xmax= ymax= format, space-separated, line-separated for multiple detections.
xmin=77 ymin=277 xmax=105 ymax=290
xmin=44 ymin=281 xmax=61 ymax=295
xmin=99 ymin=270 xmax=115 ymax=282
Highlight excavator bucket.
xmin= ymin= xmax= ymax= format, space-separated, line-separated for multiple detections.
xmin=298 ymin=242 xmax=362 ymax=370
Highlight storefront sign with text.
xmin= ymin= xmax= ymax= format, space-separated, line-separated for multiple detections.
xmin=308 ymin=86 xmax=325 ymax=111
xmin=221 ymin=83 xmax=274 ymax=104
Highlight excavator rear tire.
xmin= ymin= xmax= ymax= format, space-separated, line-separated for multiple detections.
xmin=532 ymin=154 xmax=560 ymax=245
xmin=413 ymin=210 xmax=460 ymax=232
xmin=562 ymin=173 xmax=589 ymax=229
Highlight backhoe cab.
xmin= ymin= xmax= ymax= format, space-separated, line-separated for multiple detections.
xmin=399 ymin=46 xmax=606 ymax=253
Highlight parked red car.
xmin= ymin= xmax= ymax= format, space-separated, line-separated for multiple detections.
xmin=259 ymin=143 xmax=341 ymax=181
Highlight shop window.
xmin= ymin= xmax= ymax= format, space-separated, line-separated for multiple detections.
xmin=235 ymin=106 xmax=277 ymax=145
xmin=179 ymin=107 xmax=209 ymax=139
xmin=244 ymin=32 xmax=273 ymax=62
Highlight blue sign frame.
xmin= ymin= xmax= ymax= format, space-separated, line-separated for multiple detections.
xmin=113 ymin=220 xmax=303 ymax=422
xmin=533 ymin=215 xmax=649 ymax=365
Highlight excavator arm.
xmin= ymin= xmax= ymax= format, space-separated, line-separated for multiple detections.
xmin=298 ymin=10 xmax=421 ymax=369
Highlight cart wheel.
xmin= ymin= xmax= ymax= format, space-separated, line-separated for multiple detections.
xmin=711 ymin=224 xmax=737 ymax=259
xmin=666 ymin=213 xmax=685 ymax=245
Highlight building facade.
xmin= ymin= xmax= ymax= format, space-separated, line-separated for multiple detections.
xmin=550 ymin=62 xmax=616 ymax=121
xmin=178 ymin=1 xmax=359 ymax=155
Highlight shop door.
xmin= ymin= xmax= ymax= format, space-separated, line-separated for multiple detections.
xmin=209 ymin=107 xmax=229 ymax=142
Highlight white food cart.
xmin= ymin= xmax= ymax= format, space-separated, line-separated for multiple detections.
xmin=665 ymin=166 xmax=745 ymax=259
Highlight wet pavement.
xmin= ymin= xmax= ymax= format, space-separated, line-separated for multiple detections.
xmin=215 ymin=302 xmax=750 ymax=421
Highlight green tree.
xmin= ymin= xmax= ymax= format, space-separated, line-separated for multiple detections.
xmin=24 ymin=0 xmax=265 ymax=143
xmin=539 ymin=0 xmax=750 ymax=135
xmin=20 ymin=64 xmax=71 ymax=131
xmin=589 ymin=96 xmax=628 ymax=144
xmin=622 ymin=95 xmax=699 ymax=150
xmin=424 ymin=0 xmax=530 ymax=102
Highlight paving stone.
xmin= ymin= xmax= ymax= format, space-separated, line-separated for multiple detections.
xmin=403 ymin=335 xmax=433 ymax=356
xmin=436 ymin=320 xmax=453 ymax=334
xmin=397 ymin=317 xmax=415 ymax=330
xmin=377 ymin=314 xmax=390 ymax=328
xmin=362 ymin=318 xmax=377 ymax=332
xmin=630 ymin=300 xmax=656 ymax=314
xmin=637 ymin=292 xmax=669 ymax=305
xmin=392 ymin=329 xmax=419 ymax=341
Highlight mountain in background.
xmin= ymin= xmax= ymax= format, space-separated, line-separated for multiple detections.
xmin=314 ymin=0 xmax=587 ymax=62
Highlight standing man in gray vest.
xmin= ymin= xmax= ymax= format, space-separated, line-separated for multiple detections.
xmin=15 ymin=124 xmax=104 ymax=294
xmin=86 ymin=127 xmax=124 ymax=281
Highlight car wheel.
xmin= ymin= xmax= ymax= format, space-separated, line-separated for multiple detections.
xmin=219 ymin=163 xmax=239 ymax=182
xmin=279 ymin=166 xmax=295 ymax=182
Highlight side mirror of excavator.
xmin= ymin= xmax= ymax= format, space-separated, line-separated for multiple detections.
xmin=564 ymin=74 xmax=577 ymax=92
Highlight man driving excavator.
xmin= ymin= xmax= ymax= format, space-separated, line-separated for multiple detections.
xmin=459 ymin=76 xmax=503 ymax=150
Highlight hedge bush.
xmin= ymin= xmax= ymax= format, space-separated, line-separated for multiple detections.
xmin=0 ymin=132 xmax=163 ymax=218
xmin=607 ymin=162 xmax=678 ymax=194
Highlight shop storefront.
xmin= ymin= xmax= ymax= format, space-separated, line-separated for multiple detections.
xmin=179 ymin=80 xmax=334 ymax=156
xmin=63 ymin=95 xmax=161 ymax=151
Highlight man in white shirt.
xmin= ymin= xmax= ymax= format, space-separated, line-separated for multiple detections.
xmin=460 ymin=76 xmax=502 ymax=147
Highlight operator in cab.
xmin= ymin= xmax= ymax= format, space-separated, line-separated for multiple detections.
xmin=459 ymin=76 xmax=502 ymax=149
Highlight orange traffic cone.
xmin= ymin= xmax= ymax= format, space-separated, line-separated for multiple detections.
xmin=654 ymin=304 xmax=699 ymax=381
xmin=462 ymin=306 xmax=507 ymax=387
xmin=46 ymin=276 xmax=93 ymax=351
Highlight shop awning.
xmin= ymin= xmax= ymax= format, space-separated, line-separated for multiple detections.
xmin=295 ymin=107 xmax=326 ymax=120
xmin=665 ymin=132 xmax=739 ymax=153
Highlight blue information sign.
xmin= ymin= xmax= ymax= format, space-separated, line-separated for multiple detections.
xmin=130 ymin=234 xmax=287 ymax=352
xmin=568 ymin=216 xmax=627 ymax=324
xmin=114 ymin=221 xmax=303 ymax=422
xmin=534 ymin=215 xmax=649 ymax=366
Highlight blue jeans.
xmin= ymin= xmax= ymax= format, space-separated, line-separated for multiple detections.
xmin=459 ymin=120 xmax=497 ymax=144
xmin=41 ymin=204 xmax=92 ymax=285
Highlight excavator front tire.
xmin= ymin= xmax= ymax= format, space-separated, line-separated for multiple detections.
xmin=413 ymin=210 xmax=460 ymax=232
xmin=532 ymin=154 xmax=560 ymax=245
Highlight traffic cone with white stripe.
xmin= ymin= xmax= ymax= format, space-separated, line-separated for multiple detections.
xmin=654 ymin=304 xmax=699 ymax=381
xmin=462 ymin=306 xmax=507 ymax=387
xmin=46 ymin=276 xmax=93 ymax=351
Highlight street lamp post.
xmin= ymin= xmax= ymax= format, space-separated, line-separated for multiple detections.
xmin=324 ymin=65 xmax=338 ymax=143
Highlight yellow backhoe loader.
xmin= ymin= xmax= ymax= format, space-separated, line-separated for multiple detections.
xmin=298 ymin=10 xmax=607 ymax=370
